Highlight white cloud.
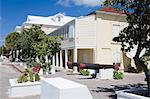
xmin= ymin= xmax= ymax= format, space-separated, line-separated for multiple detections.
xmin=57 ymin=0 xmax=104 ymax=7
xmin=72 ymin=0 xmax=103 ymax=7
xmin=56 ymin=0 xmax=71 ymax=7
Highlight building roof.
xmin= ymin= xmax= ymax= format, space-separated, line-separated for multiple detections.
xmin=87 ymin=6 xmax=125 ymax=16
xmin=99 ymin=6 xmax=125 ymax=14
xmin=15 ymin=26 xmax=22 ymax=32
xmin=24 ymin=13 xmax=76 ymax=26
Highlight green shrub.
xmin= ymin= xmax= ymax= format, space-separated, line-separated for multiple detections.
xmin=80 ymin=69 xmax=90 ymax=76
xmin=17 ymin=68 xmax=30 ymax=83
xmin=35 ymin=74 xmax=40 ymax=81
xmin=45 ymin=62 xmax=51 ymax=70
xmin=91 ymin=74 xmax=96 ymax=78
xmin=17 ymin=73 xmax=28 ymax=83
xmin=29 ymin=71 xmax=34 ymax=82
xmin=113 ymin=71 xmax=123 ymax=80
xmin=32 ymin=62 xmax=41 ymax=67
xmin=127 ymin=65 xmax=142 ymax=73
xmin=17 ymin=68 xmax=40 ymax=83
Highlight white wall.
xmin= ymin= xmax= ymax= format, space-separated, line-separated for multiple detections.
xmin=75 ymin=15 xmax=97 ymax=48
xmin=95 ymin=13 xmax=127 ymax=65
xmin=23 ymin=24 xmax=59 ymax=34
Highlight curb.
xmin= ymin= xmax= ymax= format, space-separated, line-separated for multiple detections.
xmin=2 ymin=63 xmax=23 ymax=73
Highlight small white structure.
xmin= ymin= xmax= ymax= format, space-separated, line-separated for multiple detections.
xmin=96 ymin=69 xmax=114 ymax=79
xmin=9 ymin=79 xmax=40 ymax=98
xmin=116 ymin=90 xmax=150 ymax=99
xmin=40 ymin=77 xmax=93 ymax=99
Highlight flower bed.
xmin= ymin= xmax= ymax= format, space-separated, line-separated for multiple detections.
xmin=9 ymin=78 xmax=40 ymax=98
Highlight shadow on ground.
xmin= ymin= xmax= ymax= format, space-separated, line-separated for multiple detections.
xmin=66 ymin=73 xmax=80 ymax=75
xmin=78 ymin=77 xmax=94 ymax=79
xmin=91 ymin=83 xmax=147 ymax=99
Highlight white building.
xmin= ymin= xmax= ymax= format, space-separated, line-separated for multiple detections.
xmin=49 ymin=7 xmax=130 ymax=71
xmin=15 ymin=13 xmax=75 ymax=34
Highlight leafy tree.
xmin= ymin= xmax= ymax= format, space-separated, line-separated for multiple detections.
xmin=5 ymin=32 xmax=20 ymax=50
xmin=33 ymin=34 xmax=62 ymax=64
xmin=4 ymin=24 xmax=62 ymax=75
xmin=19 ymin=25 xmax=45 ymax=62
xmin=5 ymin=32 xmax=20 ymax=61
xmin=47 ymin=36 xmax=62 ymax=56
xmin=0 ymin=45 xmax=11 ymax=58
xmin=19 ymin=25 xmax=62 ymax=66
xmin=0 ymin=45 xmax=3 ymax=56
xmin=104 ymin=0 xmax=150 ymax=96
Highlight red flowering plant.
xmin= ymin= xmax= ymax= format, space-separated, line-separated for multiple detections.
xmin=32 ymin=66 xmax=40 ymax=74
xmin=31 ymin=62 xmax=41 ymax=74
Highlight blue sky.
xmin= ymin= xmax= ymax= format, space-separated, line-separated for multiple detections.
xmin=0 ymin=0 xmax=103 ymax=46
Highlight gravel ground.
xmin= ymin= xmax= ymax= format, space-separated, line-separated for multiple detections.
xmin=0 ymin=63 xmax=147 ymax=99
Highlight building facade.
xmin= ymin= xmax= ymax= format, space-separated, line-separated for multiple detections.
xmin=49 ymin=7 xmax=130 ymax=71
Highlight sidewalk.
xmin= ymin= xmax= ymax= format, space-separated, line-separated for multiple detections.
xmin=0 ymin=63 xmax=147 ymax=99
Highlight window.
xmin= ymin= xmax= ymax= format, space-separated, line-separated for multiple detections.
xmin=58 ymin=16 xmax=61 ymax=22
xmin=66 ymin=25 xmax=69 ymax=35
xmin=112 ymin=24 xmax=120 ymax=37
xmin=69 ymin=25 xmax=74 ymax=38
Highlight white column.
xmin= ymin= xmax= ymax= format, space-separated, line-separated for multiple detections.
xmin=73 ymin=47 xmax=78 ymax=73
xmin=65 ymin=49 xmax=68 ymax=69
xmin=60 ymin=50 xmax=63 ymax=68
xmin=56 ymin=53 xmax=59 ymax=67
xmin=13 ymin=50 xmax=15 ymax=60
xmin=16 ymin=50 xmax=19 ymax=61
xmin=52 ymin=55 xmax=55 ymax=66
xmin=16 ymin=50 xmax=19 ymax=58
xmin=45 ymin=55 xmax=48 ymax=63
xmin=20 ymin=49 xmax=22 ymax=60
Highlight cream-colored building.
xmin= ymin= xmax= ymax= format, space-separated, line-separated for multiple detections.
xmin=15 ymin=13 xmax=75 ymax=34
xmin=49 ymin=7 xmax=130 ymax=71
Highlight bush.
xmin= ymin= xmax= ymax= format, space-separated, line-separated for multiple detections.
xmin=127 ymin=65 xmax=142 ymax=73
xmin=46 ymin=62 xmax=52 ymax=74
xmin=32 ymin=62 xmax=41 ymax=67
xmin=17 ymin=68 xmax=31 ymax=83
xmin=113 ymin=71 xmax=123 ymax=80
xmin=35 ymin=74 xmax=40 ymax=81
xmin=17 ymin=68 xmax=40 ymax=83
xmin=79 ymin=69 xmax=90 ymax=76
xmin=91 ymin=74 xmax=96 ymax=78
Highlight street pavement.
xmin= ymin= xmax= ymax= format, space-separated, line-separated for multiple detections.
xmin=0 ymin=63 xmax=147 ymax=99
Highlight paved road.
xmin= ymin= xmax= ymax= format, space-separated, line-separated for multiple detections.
xmin=0 ymin=63 xmax=147 ymax=99
xmin=45 ymin=70 xmax=146 ymax=99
